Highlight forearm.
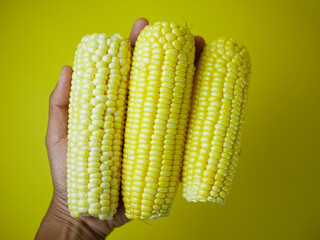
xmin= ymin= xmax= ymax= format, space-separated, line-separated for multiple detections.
xmin=36 ymin=198 xmax=109 ymax=240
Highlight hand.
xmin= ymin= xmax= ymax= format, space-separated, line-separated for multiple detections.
xmin=36 ymin=18 xmax=205 ymax=240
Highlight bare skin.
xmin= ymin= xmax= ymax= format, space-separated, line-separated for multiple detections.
xmin=36 ymin=18 xmax=205 ymax=240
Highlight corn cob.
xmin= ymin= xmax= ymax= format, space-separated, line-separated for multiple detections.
xmin=182 ymin=37 xmax=251 ymax=203
xmin=67 ymin=33 xmax=131 ymax=220
xmin=122 ymin=22 xmax=195 ymax=219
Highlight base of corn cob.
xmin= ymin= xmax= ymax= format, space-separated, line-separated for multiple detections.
xmin=182 ymin=37 xmax=251 ymax=204
xmin=67 ymin=33 xmax=131 ymax=220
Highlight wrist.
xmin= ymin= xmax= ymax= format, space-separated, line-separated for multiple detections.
xmin=36 ymin=195 xmax=112 ymax=240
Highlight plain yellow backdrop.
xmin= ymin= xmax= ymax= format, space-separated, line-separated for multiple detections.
xmin=1 ymin=0 xmax=319 ymax=239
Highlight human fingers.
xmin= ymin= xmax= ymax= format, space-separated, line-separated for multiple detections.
xmin=129 ymin=18 xmax=149 ymax=48
xmin=194 ymin=35 xmax=205 ymax=63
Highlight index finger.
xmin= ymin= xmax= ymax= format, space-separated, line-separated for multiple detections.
xmin=129 ymin=18 xmax=149 ymax=48
xmin=194 ymin=35 xmax=205 ymax=63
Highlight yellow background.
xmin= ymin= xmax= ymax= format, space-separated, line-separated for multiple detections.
xmin=1 ymin=0 xmax=319 ymax=239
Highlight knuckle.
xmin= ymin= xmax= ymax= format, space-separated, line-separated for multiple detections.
xmin=45 ymin=133 xmax=59 ymax=149
xmin=49 ymin=91 xmax=55 ymax=104
xmin=45 ymin=133 xmax=51 ymax=148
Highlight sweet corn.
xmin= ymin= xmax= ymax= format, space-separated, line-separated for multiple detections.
xmin=182 ymin=37 xmax=251 ymax=203
xmin=67 ymin=33 xmax=131 ymax=220
xmin=122 ymin=22 xmax=195 ymax=219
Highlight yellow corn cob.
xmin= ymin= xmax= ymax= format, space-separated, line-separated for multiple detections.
xmin=122 ymin=22 xmax=195 ymax=219
xmin=67 ymin=33 xmax=131 ymax=220
xmin=182 ymin=37 xmax=251 ymax=203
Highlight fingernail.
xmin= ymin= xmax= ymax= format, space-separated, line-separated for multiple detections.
xmin=59 ymin=66 xmax=67 ymax=82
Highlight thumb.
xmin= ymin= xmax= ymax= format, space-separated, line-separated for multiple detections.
xmin=46 ymin=66 xmax=72 ymax=147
